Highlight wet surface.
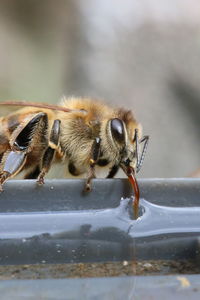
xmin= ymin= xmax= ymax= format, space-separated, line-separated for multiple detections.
xmin=0 ymin=193 xmax=199 ymax=265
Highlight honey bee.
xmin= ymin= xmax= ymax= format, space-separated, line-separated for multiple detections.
xmin=0 ymin=98 xmax=149 ymax=217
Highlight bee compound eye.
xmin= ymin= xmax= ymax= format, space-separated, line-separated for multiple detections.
xmin=110 ymin=118 xmax=125 ymax=144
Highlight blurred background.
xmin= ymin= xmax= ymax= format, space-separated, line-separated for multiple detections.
xmin=0 ymin=0 xmax=200 ymax=178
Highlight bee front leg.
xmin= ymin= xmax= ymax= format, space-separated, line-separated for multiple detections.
xmin=85 ymin=137 xmax=101 ymax=192
xmin=37 ymin=119 xmax=61 ymax=185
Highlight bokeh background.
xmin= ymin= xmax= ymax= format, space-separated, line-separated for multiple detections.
xmin=0 ymin=0 xmax=200 ymax=178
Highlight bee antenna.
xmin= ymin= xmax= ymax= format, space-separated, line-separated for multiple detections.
xmin=134 ymin=129 xmax=140 ymax=167
xmin=136 ymin=135 xmax=149 ymax=173
xmin=0 ymin=100 xmax=88 ymax=114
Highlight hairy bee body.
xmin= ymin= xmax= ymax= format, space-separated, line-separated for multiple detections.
xmin=0 ymin=97 xmax=148 ymax=202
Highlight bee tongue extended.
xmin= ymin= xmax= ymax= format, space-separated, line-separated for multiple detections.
xmin=121 ymin=165 xmax=140 ymax=219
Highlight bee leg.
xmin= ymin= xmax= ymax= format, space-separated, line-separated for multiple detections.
xmin=85 ymin=137 xmax=101 ymax=192
xmin=0 ymin=151 xmax=27 ymax=191
xmin=37 ymin=119 xmax=61 ymax=185
xmin=85 ymin=164 xmax=95 ymax=192
xmin=106 ymin=164 xmax=119 ymax=178
xmin=0 ymin=113 xmax=48 ymax=191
